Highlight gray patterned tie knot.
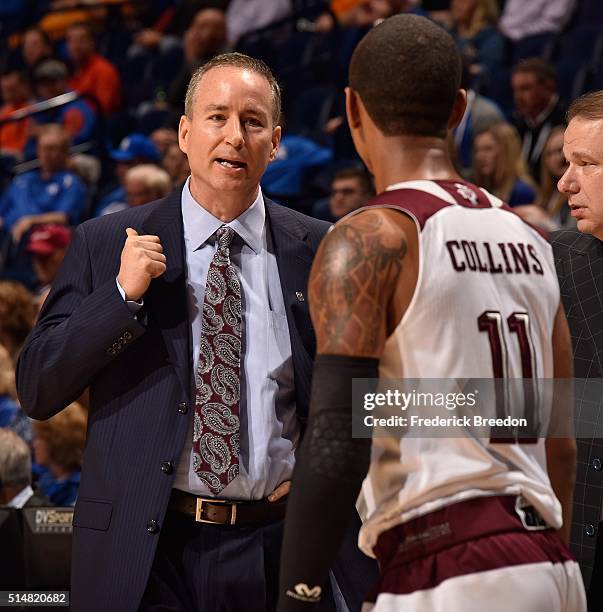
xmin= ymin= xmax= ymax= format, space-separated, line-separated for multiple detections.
xmin=216 ymin=225 xmax=235 ymax=251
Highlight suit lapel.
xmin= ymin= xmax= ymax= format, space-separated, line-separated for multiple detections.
xmin=142 ymin=192 xmax=192 ymax=401
xmin=568 ymin=235 xmax=603 ymax=375
xmin=265 ymin=200 xmax=316 ymax=420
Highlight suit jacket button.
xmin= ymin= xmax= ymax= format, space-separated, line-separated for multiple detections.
xmin=592 ymin=458 xmax=602 ymax=471
xmin=160 ymin=461 xmax=173 ymax=474
xmin=585 ymin=523 xmax=596 ymax=537
xmin=124 ymin=331 xmax=133 ymax=341
xmin=146 ymin=520 xmax=160 ymax=534
xmin=178 ymin=402 xmax=188 ymax=414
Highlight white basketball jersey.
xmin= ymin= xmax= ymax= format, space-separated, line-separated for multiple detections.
xmin=353 ymin=179 xmax=563 ymax=558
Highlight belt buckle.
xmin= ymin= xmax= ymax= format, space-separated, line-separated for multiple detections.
xmin=195 ymin=498 xmax=238 ymax=525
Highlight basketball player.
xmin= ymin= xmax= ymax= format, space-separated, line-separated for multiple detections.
xmin=278 ymin=15 xmax=586 ymax=612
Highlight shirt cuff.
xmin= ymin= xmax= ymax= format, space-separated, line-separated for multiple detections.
xmin=116 ymin=278 xmax=144 ymax=314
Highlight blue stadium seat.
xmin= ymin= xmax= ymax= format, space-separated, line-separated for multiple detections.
xmin=575 ymin=0 xmax=603 ymax=25
xmin=553 ymin=25 xmax=603 ymax=63
xmin=511 ymin=33 xmax=555 ymax=64
xmin=287 ymin=84 xmax=336 ymax=145
xmin=481 ymin=67 xmax=514 ymax=120
xmin=555 ymin=59 xmax=589 ymax=102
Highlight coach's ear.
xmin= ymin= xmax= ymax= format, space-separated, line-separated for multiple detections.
xmin=448 ymin=89 xmax=468 ymax=130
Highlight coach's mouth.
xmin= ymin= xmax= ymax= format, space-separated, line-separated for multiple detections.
xmin=215 ymin=157 xmax=247 ymax=170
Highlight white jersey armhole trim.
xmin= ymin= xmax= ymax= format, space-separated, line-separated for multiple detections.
xmin=479 ymin=187 xmax=504 ymax=208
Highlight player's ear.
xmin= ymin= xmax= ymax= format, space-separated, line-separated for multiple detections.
xmin=345 ymin=87 xmax=362 ymax=130
xmin=447 ymin=89 xmax=468 ymax=130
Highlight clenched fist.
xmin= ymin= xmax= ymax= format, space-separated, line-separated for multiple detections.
xmin=117 ymin=228 xmax=166 ymax=301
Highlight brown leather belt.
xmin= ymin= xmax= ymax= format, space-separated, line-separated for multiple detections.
xmin=168 ymin=489 xmax=287 ymax=526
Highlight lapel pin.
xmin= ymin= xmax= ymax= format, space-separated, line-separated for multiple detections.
xmin=295 ymin=291 xmax=305 ymax=302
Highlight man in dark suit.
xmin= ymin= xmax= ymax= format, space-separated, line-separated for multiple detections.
xmin=553 ymin=89 xmax=603 ymax=609
xmin=16 ymin=53 xmax=376 ymax=612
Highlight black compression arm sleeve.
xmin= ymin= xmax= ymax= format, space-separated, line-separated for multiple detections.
xmin=278 ymin=354 xmax=379 ymax=611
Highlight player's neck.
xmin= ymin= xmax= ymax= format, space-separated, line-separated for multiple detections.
xmin=369 ymin=135 xmax=462 ymax=193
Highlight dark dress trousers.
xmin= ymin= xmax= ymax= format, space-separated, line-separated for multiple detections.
xmin=551 ymin=230 xmax=603 ymax=598
xmin=16 ymin=191 xmax=378 ymax=612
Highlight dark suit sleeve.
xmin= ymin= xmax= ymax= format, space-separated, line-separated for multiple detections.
xmin=16 ymin=223 xmax=147 ymax=420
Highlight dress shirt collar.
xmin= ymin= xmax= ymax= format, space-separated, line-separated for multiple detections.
xmin=6 ymin=485 xmax=33 ymax=509
xmin=181 ymin=177 xmax=265 ymax=254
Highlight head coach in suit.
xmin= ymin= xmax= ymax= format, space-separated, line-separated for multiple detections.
xmin=552 ymin=90 xmax=603 ymax=609
xmin=16 ymin=52 xmax=377 ymax=612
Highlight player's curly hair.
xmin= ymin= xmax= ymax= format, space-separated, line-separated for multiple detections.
xmin=349 ymin=14 xmax=462 ymax=138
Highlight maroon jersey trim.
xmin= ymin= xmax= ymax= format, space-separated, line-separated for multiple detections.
xmin=362 ymin=188 xmax=454 ymax=230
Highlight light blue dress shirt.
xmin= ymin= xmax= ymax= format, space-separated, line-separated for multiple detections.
xmin=173 ymin=179 xmax=299 ymax=500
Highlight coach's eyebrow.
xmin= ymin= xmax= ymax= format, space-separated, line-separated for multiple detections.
xmin=204 ymin=104 xmax=229 ymax=112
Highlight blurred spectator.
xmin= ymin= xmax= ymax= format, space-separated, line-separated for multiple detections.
xmin=124 ymin=164 xmax=172 ymax=207
xmin=66 ymin=21 xmax=122 ymax=116
xmin=226 ymin=0 xmax=291 ymax=47
xmin=511 ymin=58 xmax=567 ymax=178
xmin=25 ymin=224 xmax=72 ymax=299
xmin=369 ymin=0 xmax=426 ymax=19
xmin=0 ymin=70 xmax=34 ymax=157
xmin=0 ymin=281 xmax=36 ymax=365
xmin=68 ymin=153 xmax=101 ymax=187
xmin=0 ymin=429 xmax=44 ymax=508
xmin=472 ymin=122 xmax=538 ymax=206
xmin=0 ymin=125 xmax=87 ymax=244
xmin=499 ymin=0 xmax=577 ymax=41
xmin=130 ymin=0 xmax=215 ymax=53
xmin=0 ymin=347 xmax=32 ymax=444
xmin=450 ymin=0 xmax=504 ymax=86
xmin=31 ymin=59 xmax=97 ymax=148
xmin=150 ymin=127 xmax=178 ymax=156
xmin=32 ymin=402 xmax=86 ymax=507
xmin=95 ymin=133 xmax=161 ymax=216
xmin=453 ymin=58 xmax=504 ymax=171
xmin=312 ymin=166 xmax=374 ymax=222
xmin=21 ymin=28 xmax=54 ymax=77
xmin=313 ymin=0 xmax=426 ymax=32
xmin=261 ymin=132 xmax=333 ymax=202
xmin=162 ymin=142 xmax=190 ymax=186
xmin=167 ymin=8 xmax=228 ymax=118
xmin=538 ymin=125 xmax=574 ymax=229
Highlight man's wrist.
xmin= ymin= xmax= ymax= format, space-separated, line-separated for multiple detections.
xmin=116 ymin=278 xmax=144 ymax=313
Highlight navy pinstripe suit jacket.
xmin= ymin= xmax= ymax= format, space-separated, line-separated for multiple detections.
xmin=552 ymin=229 xmax=603 ymax=589
xmin=17 ymin=190 xmax=377 ymax=611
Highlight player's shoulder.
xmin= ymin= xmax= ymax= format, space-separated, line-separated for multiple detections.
xmin=359 ymin=180 xmax=457 ymax=230
xmin=331 ymin=206 xmax=410 ymax=255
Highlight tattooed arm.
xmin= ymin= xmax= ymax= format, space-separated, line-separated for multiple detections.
xmin=278 ymin=209 xmax=410 ymax=611
xmin=310 ymin=208 xmax=408 ymax=357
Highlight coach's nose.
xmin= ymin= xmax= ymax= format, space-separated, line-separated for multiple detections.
xmin=557 ymin=165 xmax=579 ymax=195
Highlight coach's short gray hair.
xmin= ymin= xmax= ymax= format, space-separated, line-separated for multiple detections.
xmin=184 ymin=52 xmax=281 ymax=125
xmin=0 ymin=429 xmax=31 ymax=488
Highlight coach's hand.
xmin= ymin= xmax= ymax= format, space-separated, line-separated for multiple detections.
xmin=117 ymin=228 xmax=166 ymax=301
